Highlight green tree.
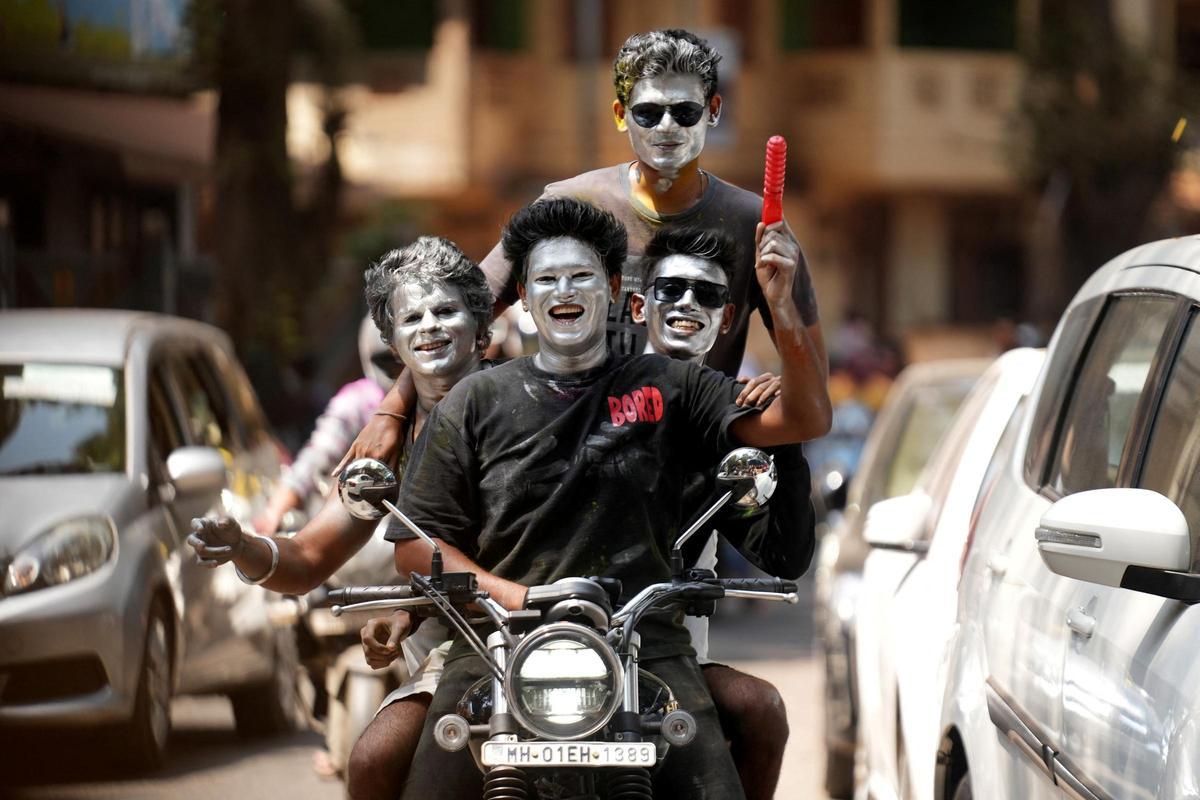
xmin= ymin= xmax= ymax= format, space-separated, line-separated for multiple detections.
xmin=1018 ymin=0 xmax=1191 ymax=315
xmin=188 ymin=0 xmax=357 ymax=362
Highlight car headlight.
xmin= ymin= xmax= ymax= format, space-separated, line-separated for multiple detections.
xmin=4 ymin=516 xmax=116 ymax=597
xmin=505 ymin=623 xmax=623 ymax=740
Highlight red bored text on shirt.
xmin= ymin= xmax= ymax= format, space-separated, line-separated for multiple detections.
xmin=607 ymin=386 xmax=665 ymax=427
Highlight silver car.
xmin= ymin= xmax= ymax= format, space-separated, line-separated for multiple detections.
xmin=815 ymin=359 xmax=986 ymax=797
xmin=0 ymin=309 xmax=301 ymax=770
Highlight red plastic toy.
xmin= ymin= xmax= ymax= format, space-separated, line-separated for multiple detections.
xmin=761 ymin=135 xmax=787 ymax=226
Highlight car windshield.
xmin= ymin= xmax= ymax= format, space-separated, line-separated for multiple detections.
xmin=882 ymin=378 xmax=977 ymax=500
xmin=0 ymin=363 xmax=125 ymax=476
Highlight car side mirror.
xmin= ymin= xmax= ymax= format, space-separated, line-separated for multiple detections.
xmin=166 ymin=446 xmax=226 ymax=498
xmin=863 ymin=493 xmax=932 ymax=554
xmin=1037 ymin=488 xmax=1199 ymax=603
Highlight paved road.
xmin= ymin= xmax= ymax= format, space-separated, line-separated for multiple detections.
xmin=2 ymin=578 xmax=826 ymax=800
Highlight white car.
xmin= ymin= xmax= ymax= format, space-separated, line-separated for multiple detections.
xmin=817 ymin=359 xmax=986 ymax=797
xmin=937 ymin=236 xmax=1200 ymax=800
xmin=853 ymin=347 xmax=1045 ymax=800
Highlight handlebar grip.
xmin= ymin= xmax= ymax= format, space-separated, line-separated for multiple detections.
xmin=718 ymin=577 xmax=799 ymax=594
xmin=325 ymin=585 xmax=413 ymax=606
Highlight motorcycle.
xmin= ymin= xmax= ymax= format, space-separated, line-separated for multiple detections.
xmin=327 ymin=448 xmax=800 ymax=799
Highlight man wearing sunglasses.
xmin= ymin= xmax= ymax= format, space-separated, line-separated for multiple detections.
xmin=340 ymin=28 xmax=830 ymax=472
xmin=630 ymin=226 xmax=817 ymax=799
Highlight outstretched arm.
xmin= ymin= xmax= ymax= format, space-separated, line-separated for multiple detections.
xmin=732 ymin=221 xmax=833 ymax=447
xmin=188 ymin=490 xmax=377 ymax=595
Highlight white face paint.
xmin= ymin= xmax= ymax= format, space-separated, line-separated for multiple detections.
xmin=523 ymin=237 xmax=611 ymax=370
xmin=624 ymin=72 xmax=713 ymax=181
xmin=389 ymin=281 xmax=479 ymax=380
xmin=644 ymin=254 xmax=728 ymax=362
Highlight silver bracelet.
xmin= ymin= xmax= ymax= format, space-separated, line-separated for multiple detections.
xmin=235 ymin=534 xmax=280 ymax=585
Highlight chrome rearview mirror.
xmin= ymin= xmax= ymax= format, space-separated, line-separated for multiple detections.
xmin=672 ymin=449 xmax=777 ymax=571
xmin=338 ymin=458 xmax=398 ymax=521
xmin=716 ymin=448 xmax=777 ymax=511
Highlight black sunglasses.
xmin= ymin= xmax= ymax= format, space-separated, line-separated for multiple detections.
xmin=652 ymin=277 xmax=729 ymax=309
xmin=629 ymin=101 xmax=706 ymax=129
xmin=370 ymin=351 xmax=404 ymax=380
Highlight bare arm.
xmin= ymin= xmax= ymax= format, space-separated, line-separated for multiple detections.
xmin=332 ymin=370 xmax=417 ymax=475
xmin=732 ymin=221 xmax=833 ymax=447
xmin=393 ymin=537 xmax=528 ymax=612
xmin=189 ymin=490 xmax=377 ymax=595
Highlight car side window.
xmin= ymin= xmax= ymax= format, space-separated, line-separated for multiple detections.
xmin=211 ymin=346 xmax=270 ymax=449
xmin=169 ymin=353 xmax=238 ymax=453
xmin=1047 ymin=295 xmax=1175 ymax=496
xmin=1138 ymin=311 xmax=1200 ymax=563
xmin=1023 ymin=297 xmax=1104 ymax=490
xmin=147 ymin=361 xmax=185 ymax=486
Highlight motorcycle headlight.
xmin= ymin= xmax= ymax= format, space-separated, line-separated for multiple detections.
xmin=505 ymin=623 xmax=623 ymax=740
xmin=4 ymin=516 xmax=116 ymax=597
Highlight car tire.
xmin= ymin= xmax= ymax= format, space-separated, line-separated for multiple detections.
xmin=952 ymin=772 xmax=972 ymax=800
xmin=229 ymin=629 xmax=303 ymax=738
xmin=121 ymin=597 xmax=173 ymax=772
xmin=824 ymin=749 xmax=855 ymax=799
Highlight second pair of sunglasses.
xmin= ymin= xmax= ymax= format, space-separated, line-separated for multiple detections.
xmin=629 ymin=101 xmax=706 ymax=128
xmin=652 ymin=277 xmax=729 ymax=309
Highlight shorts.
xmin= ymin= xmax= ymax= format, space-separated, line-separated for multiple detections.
xmin=377 ymin=619 xmax=452 ymax=712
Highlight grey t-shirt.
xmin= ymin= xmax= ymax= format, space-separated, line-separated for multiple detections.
xmin=479 ymin=163 xmax=819 ymax=378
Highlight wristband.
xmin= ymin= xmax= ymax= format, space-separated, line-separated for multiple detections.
xmin=236 ymin=534 xmax=281 ymax=585
xmin=373 ymin=411 xmax=408 ymax=422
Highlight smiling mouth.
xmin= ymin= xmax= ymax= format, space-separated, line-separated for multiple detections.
xmin=549 ymin=304 xmax=585 ymax=325
xmin=667 ymin=317 xmax=705 ymax=333
xmin=414 ymin=339 xmax=451 ymax=353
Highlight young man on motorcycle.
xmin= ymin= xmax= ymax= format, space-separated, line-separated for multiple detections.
xmin=353 ymin=227 xmax=806 ymax=800
xmin=187 ymin=236 xmax=493 ymax=593
xmin=337 ymin=27 xmax=831 ymax=472
xmin=378 ymin=196 xmax=820 ymax=799
xmin=629 ymin=225 xmax=817 ymax=798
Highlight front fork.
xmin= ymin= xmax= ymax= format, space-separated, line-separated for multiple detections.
xmin=482 ymin=631 xmax=530 ymax=799
xmin=607 ymin=633 xmax=653 ymax=799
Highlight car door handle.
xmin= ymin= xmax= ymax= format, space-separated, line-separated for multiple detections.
xmin=986 ymin=554 xmax=1009 ymax=577
xmin=1066 ymin=608 xmax=1096 ymax=638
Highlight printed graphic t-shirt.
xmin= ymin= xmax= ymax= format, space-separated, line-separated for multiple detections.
xmin=385 ymin=353 xmax=757 ymax=660
xmin=478 ymin=164 xmax=819 ymax=378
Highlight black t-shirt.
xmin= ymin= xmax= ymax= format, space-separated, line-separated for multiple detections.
xmin=478 ymin=164 xmax=819 ymax=378
xmin=386 ymin=352 xmax=757 ymax=660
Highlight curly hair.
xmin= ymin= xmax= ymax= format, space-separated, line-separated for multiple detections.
xmin=363 ymin=236 xmax=493 ymax=352
xmin=613 ymin=29 xmax=721 ymax=107
xmin=501 ymin=198 xmax=628 ymax=284
xmin=639 ymin=226 xmax=739 ymax=286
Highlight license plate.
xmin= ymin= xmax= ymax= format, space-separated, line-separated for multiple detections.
xmin=481 ymin=741 xmax=656 ymax=768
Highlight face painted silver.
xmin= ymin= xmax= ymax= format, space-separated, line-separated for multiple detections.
xmin=390 ymin=281 xmax=479 ymax=382
xmin=624 ymin=72 xmax=713 ymax=181
xmin=524 ymin=237 xmax=611 ymax=373
xmin=644 ymin=254 xmax=727 ymax=362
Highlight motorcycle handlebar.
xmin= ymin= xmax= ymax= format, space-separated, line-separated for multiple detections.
xmin=714 ymin=577 xmax=799 ymax=594
xmin=325 ymin=585 xmax=413 ymax=606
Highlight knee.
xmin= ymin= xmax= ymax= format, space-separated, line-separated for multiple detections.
xmin=347 ymin=723 xmax=404 ymax=800
xmin=714 ymin=672 xmax=789 ymax=745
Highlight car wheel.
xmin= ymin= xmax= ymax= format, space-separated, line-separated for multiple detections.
xmin=229 ymin=629 xmax=303 ymax=737
xmin=952 ymin=772 xmax=972 ymax=800
xmin=122 ymin=598 xmax=173 ymax=771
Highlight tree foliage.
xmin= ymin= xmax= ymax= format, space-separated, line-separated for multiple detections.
xmin=1017 ymin=0 xmax=1192 ymax=304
